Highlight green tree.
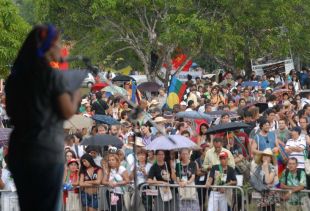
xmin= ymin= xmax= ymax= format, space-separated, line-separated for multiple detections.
xmin=29 ymin=0 xmax=310 ymax=79
xmin=32 ymin=0 xmax=209 ymax=86
xmin=0 ymin=0 xmax=29 ymax=77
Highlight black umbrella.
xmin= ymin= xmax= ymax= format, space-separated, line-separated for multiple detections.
xmin=92 ymin=115 xmax=120 ymax=125
xmin=112 ymin=75 xmax=135 ymax=82
xmin=81 ymin=135 xmax=123 ymax=148
xmin=206 ymin=111 xmax=239 ymax=119
xmin=206 ymin=122 xmax=250 ymax=134
xmin=244 ymin=102 xmax=268 ymax=114
xmin=137 ymin=82 xmax=161 ymax=92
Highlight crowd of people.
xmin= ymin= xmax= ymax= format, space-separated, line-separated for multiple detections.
xmin=2 ymin=68 xmax=310 ymax=211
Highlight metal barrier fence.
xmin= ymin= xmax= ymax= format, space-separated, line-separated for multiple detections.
xmin=138 ymin=184 xmax=244 ymax=211
xmin=63 ymin=185 xmax=130 ymax=211
xmin=245 ymin=187 xmax=310 ymax=211
xmin=0 ymin=184 xmax=245 ymax=211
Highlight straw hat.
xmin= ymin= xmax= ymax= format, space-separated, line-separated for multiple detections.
xmin=154 ymin=116 xmax=167 ymax=123
xmin=135 ymin=137 xmax=145 ymax=147
xmin=255 ymin=148 xmax=274 ymax=165
xmin=149 ymin=99 xmax=160 ymax=107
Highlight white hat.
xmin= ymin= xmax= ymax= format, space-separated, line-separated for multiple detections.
xmin=149 ymin=99 xmax=160 ymax=107
xmin=255 ymin=148 xmax=275 ymax=165
xmin=180 ymin=101 xmax=187 ymax=106
xmin=270 ymin=77 xmax=275 ymax=81
xmin=135 ymin=137 xmax=145 ymax=147
xmin=81 ymin=99 xmax=88 ymax=105
xmin=212 ymin=82 xmax=219 ymax=86
xmin=154 ymin=116 xmax=167 ymax=123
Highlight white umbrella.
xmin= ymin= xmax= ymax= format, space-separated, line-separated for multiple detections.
xmin=145 ymin=135 xmax=199 ymax=150
xmin=64 ymin=115 xmax=93 ymax=130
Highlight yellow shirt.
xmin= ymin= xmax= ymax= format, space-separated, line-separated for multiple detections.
xmin=203 ymin=147 xmax=235 ymax=170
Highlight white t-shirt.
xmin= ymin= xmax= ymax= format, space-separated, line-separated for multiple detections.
xmin=285 ymin=136 xmax=306 ymax=169
xmin=1 ymin=169 xmax=19 ymax=211
xmin=135 ymin=163 xmax=152 ymax=185
xmin=109 ymin=166 xmax=127 ymax=194
xmin=70 ymin=145 xmax=85 ymax=159
xmin=198 ymin=106 xmax=205 ymax=113
xmin=93 ymin=156 xmax=103 ymax=167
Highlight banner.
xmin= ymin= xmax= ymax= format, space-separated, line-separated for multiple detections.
xmin=262 ymin=62 xmax=285 ymax=76
xmin=159 ymin=68 xmax=202 ymax=82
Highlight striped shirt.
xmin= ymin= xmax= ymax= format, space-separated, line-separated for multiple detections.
xmin=285 ymin=136 xmax=306 ymax=169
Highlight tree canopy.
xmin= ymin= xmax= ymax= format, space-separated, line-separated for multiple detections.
xmin=0 ymin=0 xmax=29 ymax=76
xmin=5 ymin=0 xmax=310 ymax=81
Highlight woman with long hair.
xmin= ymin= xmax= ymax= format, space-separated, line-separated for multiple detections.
xmin=147 ymin=150 xmax=177 ymax=211
xmin=5 ymin=25 xmax=81 ymax=211
xmin=210 ymin=87 xmax=225 ymax=107
xmin=65 ymin=149 xmax=77 ymax=163
xmin=291 ymin=74 xmax=301 ymax=93
xmin=79 ymin=153 xmax=103 ymax=211
xmin=102 ymin=153 xmax=129 ymax=211
xmin=130 ymin=149 xmax=153 ymax=210
xmin=197 ymin=123 xmax=210 ymax=146
xmin=176 ymin=149 xmax=200 ymax=211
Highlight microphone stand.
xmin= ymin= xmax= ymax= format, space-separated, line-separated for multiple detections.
xmin=79 ymin=57 xmax=176 ymax=210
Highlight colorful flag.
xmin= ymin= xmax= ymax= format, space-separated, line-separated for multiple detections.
xmin=172 ymin=54 xmax=193 ymax=72
xmin=275 ymin=145 xmax=288 ymax=178
xmin=166 ymin=76 xmax=188 ymax=109
xmin=130 ymin=80 xmax=141 ymax=104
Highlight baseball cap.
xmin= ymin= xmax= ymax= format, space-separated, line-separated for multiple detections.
xmin=180 ymin=101 xmax=187 ymax=106
xmin=67 ymin=159 xmax=79 ymax=167
xmin=219 ymin=151 xmax=228 ymax=159
xmin=291 ymin=126 xmax=301 ymax=134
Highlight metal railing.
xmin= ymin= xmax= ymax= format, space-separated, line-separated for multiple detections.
xmin=3 ymin=182 xmax=310 ymax=210
xmin=139 ymin=183 xmax=245 ymax=211
xmin=245 ymin=187 xmax=310 ymax=211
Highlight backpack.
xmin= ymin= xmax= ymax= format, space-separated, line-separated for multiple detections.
xmin=284 ymin=169 xmax=302 ymax=185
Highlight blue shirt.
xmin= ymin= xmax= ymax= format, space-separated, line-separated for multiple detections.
xmin=261 ymin=80 xmax=269 ymax=89
xmin=254 ymin=132 xmax=276 ymax=151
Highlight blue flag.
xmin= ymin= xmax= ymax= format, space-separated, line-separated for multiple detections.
xmin=131 ymin=80 xmax=136 ymax=103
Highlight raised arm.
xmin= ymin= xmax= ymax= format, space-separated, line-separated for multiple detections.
xmin=58 ymin=90 xmax=81 ymax=119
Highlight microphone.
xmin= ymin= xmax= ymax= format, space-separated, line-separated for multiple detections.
xmin=60 ymin=56 xmax=99 ymax=75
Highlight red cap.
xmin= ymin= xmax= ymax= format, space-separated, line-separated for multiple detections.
xmin=67 ymin=159 xmax=79 ymax=166
xmin=219 ymin=151 xmax=228 ymax=159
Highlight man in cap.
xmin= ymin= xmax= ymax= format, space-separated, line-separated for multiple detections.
xmin=205 ymin=151 xmax=237 ymax=211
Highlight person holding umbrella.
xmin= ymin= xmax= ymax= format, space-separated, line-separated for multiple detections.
xmin=203 ymin=137 xmax=235 ymax=171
